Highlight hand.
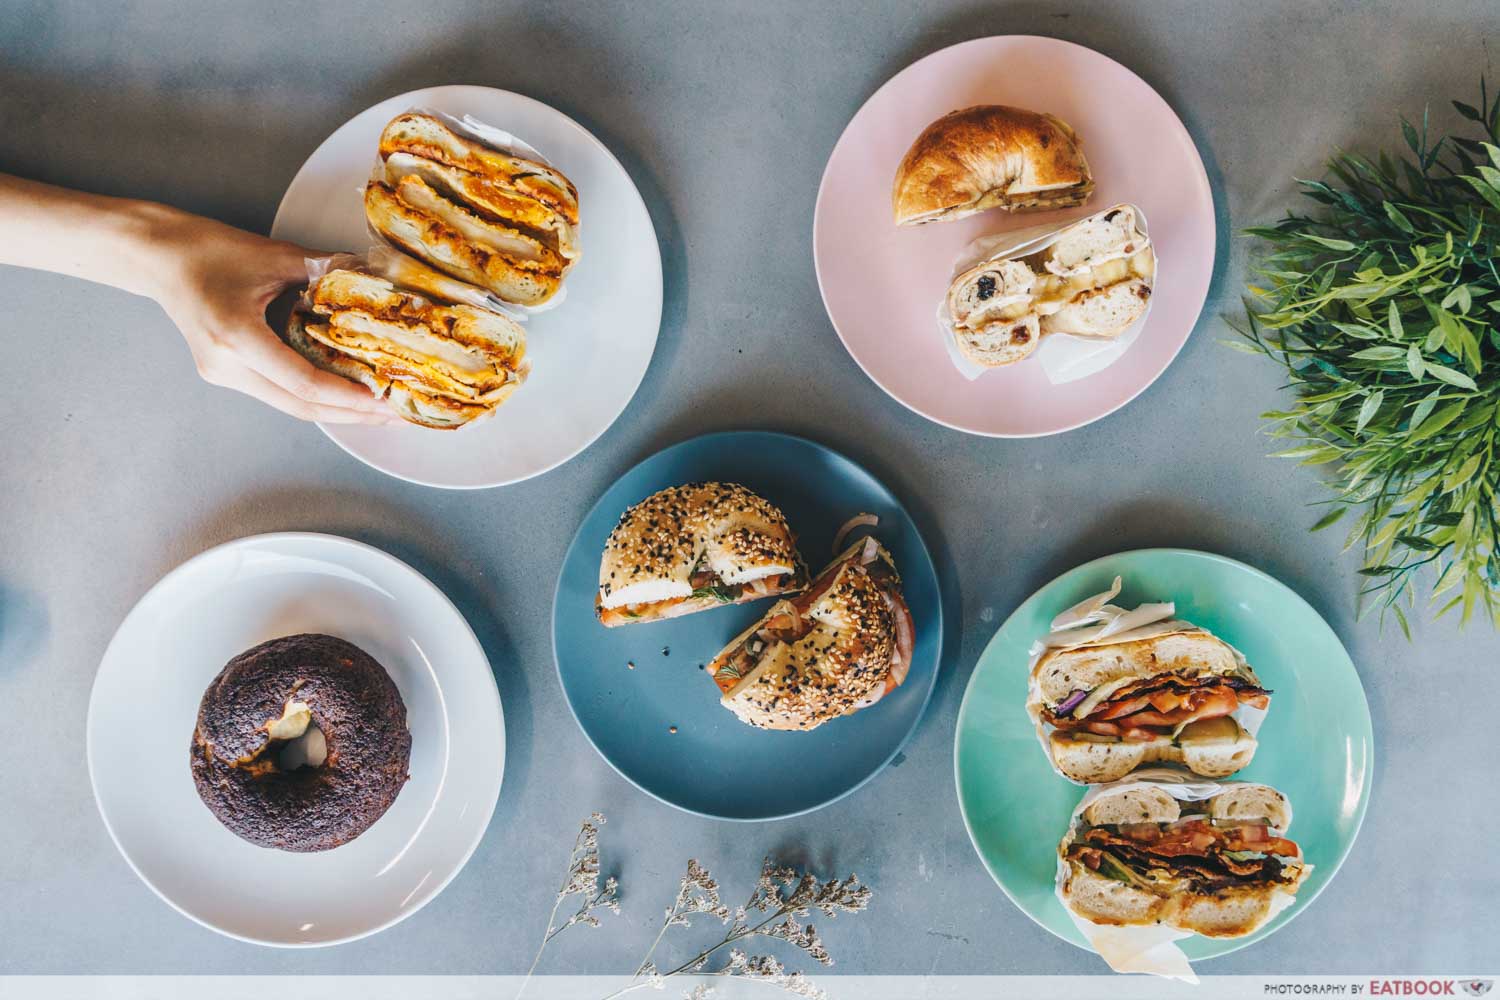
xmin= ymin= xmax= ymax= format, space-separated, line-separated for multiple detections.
xmin=143 ymin=211 xmax=396 ymax=424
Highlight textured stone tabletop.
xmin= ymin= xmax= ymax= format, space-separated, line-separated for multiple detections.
xmin=0 ymin=0 xmax=1494 ymax=977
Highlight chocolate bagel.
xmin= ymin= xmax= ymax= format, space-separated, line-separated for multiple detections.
xmin=189 ymin=633 xmax=411 ymax=852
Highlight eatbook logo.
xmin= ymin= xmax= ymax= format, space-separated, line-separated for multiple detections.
xmin=1461 ymin=983 xmax=1493 ymax=997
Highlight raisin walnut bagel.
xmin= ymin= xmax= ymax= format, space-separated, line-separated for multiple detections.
xmin=189 ymin=634 xmax=412 ymax=852
xmin=943 ymin=205 xmax=1155 ymax=368
xmin=1059 ymin=782 xmax=1309 ymax=939
xmin=596 ymin=482 xmax=809 ymax=626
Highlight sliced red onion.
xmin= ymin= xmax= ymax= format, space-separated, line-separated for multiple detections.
xmin=1055 ymin=689 xmax=1088 ymax=716
xmin=833 ymin=512 xmax=879 ymax=555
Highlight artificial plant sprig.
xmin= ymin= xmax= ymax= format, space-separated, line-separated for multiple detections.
xmin=1235 ymin=79 xmax=1500 ymax=633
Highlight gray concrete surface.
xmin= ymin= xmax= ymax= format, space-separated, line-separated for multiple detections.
xmin=1 ymin=0 xmax=1496 ymax=977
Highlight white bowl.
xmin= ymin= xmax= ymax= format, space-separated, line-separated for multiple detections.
xmin=86 ymin=533 xmax=504 ymax=946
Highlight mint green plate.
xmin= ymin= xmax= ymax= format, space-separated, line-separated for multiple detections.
xmin=954 ymin=549 xmax=1373 ymax=964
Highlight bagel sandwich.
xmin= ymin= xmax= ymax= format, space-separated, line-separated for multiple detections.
xmin=365 ymin=112 xmax=580 ymax=306
xmin=1059 ymin=782 xmax=1308 ymax=939
xmin=710 ymin=535 xmax=914 ymax=731
xmin=285 ymin=266 xmax=528 ymax=429
xmin=893 ymin=105 xmax=1094 ymax=226
xmin=944 ymin=205 xmax=1155 ymax=368
xmin=1030 ymin=623 xmax=1268 ymax=785
xmin=596 ymin=483 xmax=809 ymax=626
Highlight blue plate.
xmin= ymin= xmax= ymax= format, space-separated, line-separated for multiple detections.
xmin=553 ymin=431 xmax=943 ymax=820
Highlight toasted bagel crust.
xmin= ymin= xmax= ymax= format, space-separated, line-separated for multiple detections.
xmin=893 ymin=105 xmax=1093 ymax=225
xmin=597 ymin=483 xmax=806 ymax=624
xmin=1058 ymin=783 xmax=1308 ymax=940
xmin=718 ymin=541 xmax=903 ymax=730
xmin=283 ymin=269 xmax=526 ymax=429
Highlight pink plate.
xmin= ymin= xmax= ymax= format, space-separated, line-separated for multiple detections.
xmin=814 ymin=36 xmax=1215 ymax=437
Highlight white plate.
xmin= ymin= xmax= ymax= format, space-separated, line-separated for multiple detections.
xmin=272 ymin=85 xmax=663 ymax=488
xmin=86 ymin=533 xmax=504 ymax=947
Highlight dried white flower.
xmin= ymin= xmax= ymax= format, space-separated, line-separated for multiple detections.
xmin=521 ymin=816 xmax=869 ymax=1000
xmin=516 ymin=814 xmax=622 ymax=1000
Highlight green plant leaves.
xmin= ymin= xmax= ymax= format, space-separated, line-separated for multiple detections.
xmin=1234 ymin=78 xmax=1500 ymax=633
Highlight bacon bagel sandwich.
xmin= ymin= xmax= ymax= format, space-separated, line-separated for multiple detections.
xmin=1030 ymin=627 xmax=1268 ymax=784
xmin=1059 ymin=782 xmax=1308 ymax=939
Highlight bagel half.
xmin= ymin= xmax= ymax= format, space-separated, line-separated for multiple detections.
xmin=189 ymin=634 xmax=411 ymax=852
xmin=1059 ymin=782 xmax=1307 ymax=939
xmin=284 ymin=267 xmax=528 ymax=429
xmin=366 ymin=112 xmax=580 ymax=306
xmin=944 ymin=205 xmax=1155 ymax=368
xmin=596 ymin=483 xmax=809 ymax=626
xmin=1029 ymin=623 xmax=1269 ymax=784
xmin=712 ymin=536 xmax=915 ymax=731
xmin=893 ymin=105 xmax=1094 ymax=226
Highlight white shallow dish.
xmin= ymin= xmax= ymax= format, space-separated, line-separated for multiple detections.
xmin=86 ymin=533 xmax=505 ymax=947
xmin=272 ymin=85 xmax=663 ymax=488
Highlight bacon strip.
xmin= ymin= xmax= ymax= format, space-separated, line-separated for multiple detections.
xmin=1049 ymin=675 xmax=1269 ymax=740
xmin=1068 ymin=821 xmax=1302 ymax=890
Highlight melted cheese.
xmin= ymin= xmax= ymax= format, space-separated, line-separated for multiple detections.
xmin=975 ymin=248 xmax=1155 ymax=328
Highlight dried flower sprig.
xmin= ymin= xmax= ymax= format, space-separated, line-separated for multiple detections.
xmin=517 ymin=815 xmax=871 ymax=1000
xmin=515 ymin=813 xmax=621 ymax=999
xmin=607 ymin=857 xmax=872 ymax=1000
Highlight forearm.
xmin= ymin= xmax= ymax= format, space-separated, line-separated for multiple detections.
xmin=0 ymin=173 xmax=184 ymax=300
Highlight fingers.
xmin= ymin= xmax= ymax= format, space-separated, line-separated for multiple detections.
xmin=231 ymin=324 xmax=394 ymax=415
xmin=231 ymin=368 xmax=400 ymax=425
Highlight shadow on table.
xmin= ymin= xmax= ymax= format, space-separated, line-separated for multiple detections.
xmin=1027 ymin=494 xmax=1346 ymax=630
xmin=0 ymin=582 xmax=50 ymax=676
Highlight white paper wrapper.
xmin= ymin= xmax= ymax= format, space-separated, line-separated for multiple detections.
xmin=1056 ymin=769 xmax=1310 ymax=982
xmin=362 ymin=106 xmax=571 ymax=314
xmin=1024 ymin=577 xmax=1267 ymax=784
xmin=937 ymin=204 xmax=1154 ymax=384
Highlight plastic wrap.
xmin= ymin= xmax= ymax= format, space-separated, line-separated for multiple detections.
xmin=937 ymin=204 xmax=1155 ymax=384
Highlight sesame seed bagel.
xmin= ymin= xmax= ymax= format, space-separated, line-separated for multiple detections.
xmin=189 ymin=634 xmax=411 ymax=853
xmin=596 ymin=482 xmax=808 ymax=626
xmin=713 ymin=538 xmax=914 ymax=731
